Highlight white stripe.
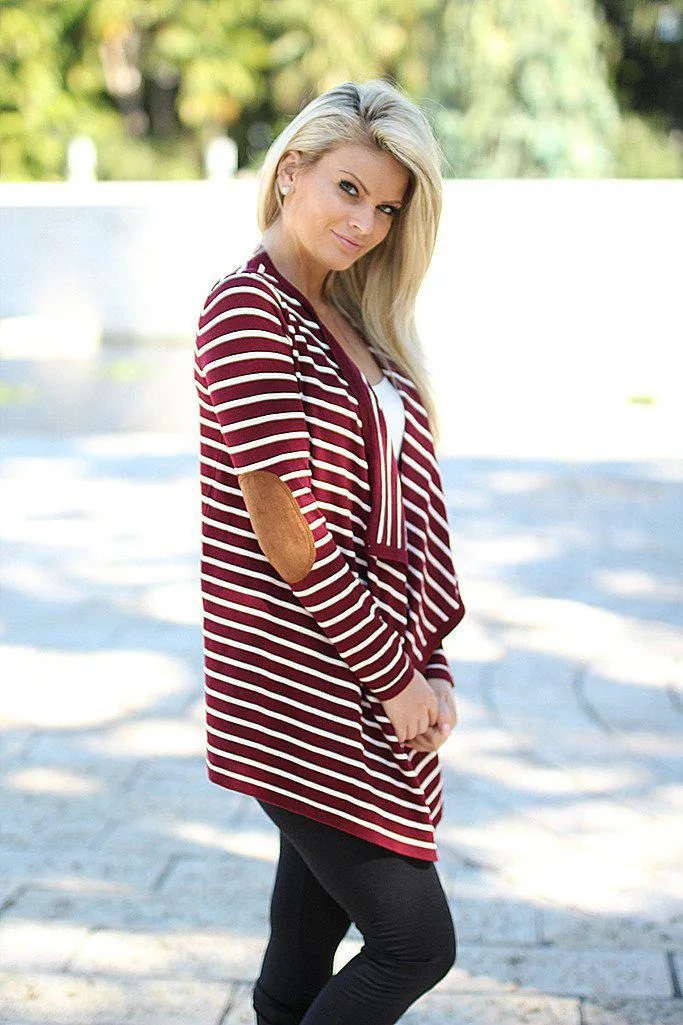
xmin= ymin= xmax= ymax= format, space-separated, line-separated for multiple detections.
xmin=205 ymin=754 xmax=437 ymax=845
xmin=207 ymin=761 xmax=437 ymax=854
xmin=204 ymin=703 xmax=427 ymax=806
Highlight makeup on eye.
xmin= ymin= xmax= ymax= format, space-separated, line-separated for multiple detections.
xmin=338 ymin=179 xmax=401 ymax=216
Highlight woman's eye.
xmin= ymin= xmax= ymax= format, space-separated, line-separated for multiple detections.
xmin=339 ymin=179 xmax=359 ymax=197
xmin=339 ymin=180 xmax=397 ymax=217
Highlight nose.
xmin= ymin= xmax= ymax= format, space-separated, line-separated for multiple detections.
xmin=348 ymin=203 xmax=375 ymax=235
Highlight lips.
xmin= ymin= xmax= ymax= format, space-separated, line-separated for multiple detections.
xmin=333 ymin=231 xmax=361 ymax=249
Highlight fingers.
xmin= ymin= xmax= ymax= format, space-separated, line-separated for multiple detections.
xmin=404 ymin=733 xmax=433 ymax=751
xmin=396 ymin=686 xmax=455 ymax=748
xmin=405 ymin=724 xmax=449 ymax=752
xmin=405 ymin=740 xmax=431 ymax=752
xmin=428 ymin=692 xmax=440 ymax=729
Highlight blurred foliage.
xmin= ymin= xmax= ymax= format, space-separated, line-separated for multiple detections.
xmin=615 ymin=109 xmax=682 ymax=175
xmin=0 ymin=0 xmax=680 ymax=181
xmin=598 ymin=1 xmax=682 ymax=118
xmin=428 ymin=0 xmax=622 ymax=177
xmin=597 ymin=0 xmax=683 ymax=176
xmin=0 ymin=382 xmax=38 ymax=407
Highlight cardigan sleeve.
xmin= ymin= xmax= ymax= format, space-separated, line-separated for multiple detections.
xmin=195 ymin=273 xmax=416 ymax=702
xmin=424 ymin=645 xmax=455 ymax=688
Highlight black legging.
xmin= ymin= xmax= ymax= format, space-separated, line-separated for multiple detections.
xmin=252 ymin=798 xmax=457 ymax=1025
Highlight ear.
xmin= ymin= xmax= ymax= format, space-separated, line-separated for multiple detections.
xmin=277 ymin=149 xmax=302 ymax=189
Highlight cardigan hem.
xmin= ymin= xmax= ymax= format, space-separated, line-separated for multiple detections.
xmin=207 ymin=768 xmax=439 ymax=862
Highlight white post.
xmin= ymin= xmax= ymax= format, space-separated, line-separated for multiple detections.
xmin=67 ymin=135 xmax=98 ymax=182
xmin=204 ymin=136 xmax=238 ymax=181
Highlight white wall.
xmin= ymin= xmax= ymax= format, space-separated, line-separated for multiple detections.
xmin=0 ymin=180 xmax=259 ymax=343
xmin=1 ymin=179 xmax=680 ymax=458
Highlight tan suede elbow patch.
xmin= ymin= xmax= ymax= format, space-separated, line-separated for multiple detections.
xmin=237 ymin=470 xmax=316 ymax=584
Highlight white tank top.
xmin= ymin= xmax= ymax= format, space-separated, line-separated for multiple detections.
xmin=371 ymin=374 xmax=406 ymax=459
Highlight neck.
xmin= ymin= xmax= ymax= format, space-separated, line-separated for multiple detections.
xmin=259 ymin=229 xmax=330 ymax=307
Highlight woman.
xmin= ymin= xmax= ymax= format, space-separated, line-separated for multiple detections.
xmin=194 ymin=79 xmax=466 ymax=1025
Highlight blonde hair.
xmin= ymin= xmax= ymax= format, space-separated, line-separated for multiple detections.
xmin=254 ymin=80 xmax=446 ymax=445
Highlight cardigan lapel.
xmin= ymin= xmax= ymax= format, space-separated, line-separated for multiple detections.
xmin=353 ymin=359 xmax=409 ymax=566
xmin=307 ymin=316 xmax=409 ymax=566
xmin=250 ymin=248 xmax=410 ymax=566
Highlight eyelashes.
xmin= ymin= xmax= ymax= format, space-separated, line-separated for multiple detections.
xmin=339 ymin=180 xmax=399 ymax=217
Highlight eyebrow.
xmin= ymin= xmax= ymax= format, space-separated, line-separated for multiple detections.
xmin=339 ymin=169 xmax=403 ymax=206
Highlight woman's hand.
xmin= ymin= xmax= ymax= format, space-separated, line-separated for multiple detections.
xmin=403 ymin=678 xmax=458 ymax=753
xmin=380 ymin=668 xmax=439 ymax=745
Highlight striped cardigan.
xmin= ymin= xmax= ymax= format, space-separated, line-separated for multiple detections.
xmin=194 ymin=245 xmax=466 ymax=861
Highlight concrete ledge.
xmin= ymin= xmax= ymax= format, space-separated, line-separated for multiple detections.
xmin=0 ymin=314 xmax=102 ymax=359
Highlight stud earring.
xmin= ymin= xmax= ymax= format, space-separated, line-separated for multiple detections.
xmin=281 ymin=185 xmax=290 ymax=195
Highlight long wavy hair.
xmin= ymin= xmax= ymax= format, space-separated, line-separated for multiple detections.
xmin=253 ymin=79 xmax=446 ymax=445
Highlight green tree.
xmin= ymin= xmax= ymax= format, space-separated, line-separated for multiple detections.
xmin=0 ymin=1 xmax=112 ymax=181
xmin=598 ymin=0 xmax=682 ymax=124
xmin=0 ymin=0 xmax=440 ymax=180
xmin=428 ymin=0 xmax=622 ymax=177
xmin=1 ymin=0 xmax=679 ymax=180
xmin=0 ymin=0 xmax=272 ymax=180
xmin=596 ymin=0 xmax=682 ymax=177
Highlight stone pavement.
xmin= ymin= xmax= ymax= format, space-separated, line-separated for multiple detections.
xmin=1 ymin=349 xmax=682 ymax=1024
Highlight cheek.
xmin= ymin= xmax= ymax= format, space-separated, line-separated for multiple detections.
xmin=375 ymin=219 xmax=393 ymax=243
xmin=325 ymin=184 xmax=349 ymax=221
xmin=301 ymin=190 xmax=335 ymax=236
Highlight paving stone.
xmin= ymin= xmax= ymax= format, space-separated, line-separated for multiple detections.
xmin=582 ymin=665 xmax=683 ymax=736
xmin=1 ymin=848 xmax=166 ymax=893
xmin=85 ymin=718 xmax=204 ymax=767
xmin=436 ymin=836 xmax=517 ymax=892
xmin=3 ymin=431 xmax=682 ymax=1021
xmin=436 ymin=789 xmax=680 ymax=918
xmin=541 ymin=906 xmax=683 ymax=947
xmin=440 ymin=771 xmax=523 ymax=825
xmin=440 ymin=944 xmax=671 ymax=998
xmin=94 ymin=812 xmax=257 ymax=868
xmin=156 ymin=851 xmax=279 ymax=930
xmin=621 ymin=786 xmax=683 ymax=827
xmin=674 ymin=952 xmax=683 ymax=993
xmin=224 ymin=983 xmax=582 ymax=1024
xmin=68 ymin=926 xmax=267 ymax=980
xmin=4 ymin=762 xmax=118 ymax=801
xmin=0 ymin=879 xmax=26 ymax=913
xmin=488 ymin=652 xmax=596 ymax=737
xmin=220 ymin=984 xmax=257 ymax=1025
xmin=1 ymin=646 xmax=193 ymax=731
xmin=511 ymin=797 xmax=680 ymax=873
xmin=0 ymin=918 xmax=90 ymax=972
xmin=2 ymin=789 xmax=113 ymax=852
xmin=434 ymin=856 xmax=495 ymax=892
xmin=3 ymin=731 xmax=138 ymax=785
xmin=0 ymin=970 xmax=228 ymax=1025
xmin=0 ymin=850 xmax=281 ymax=936
xmin=582 ymin=997 xmax=683 ymax=1024
xmin=121 ymin=754 xmax=241 ymax=819
xmin=107 ymin=619 xmax=203 ymax=658
xmin=0 ymin=885 xmax=200 ymax=936
xmin=399 ymin=992 xmax=582 ymax=1024
xmin=446 ymin=897 xmax=537 ymax=944
xmin=122 ymin=783 xmax=240 ymax=822
xmin=437 ymin=805 xmax=582 ymax=883
xmin=0 ymin=727 xmax=38 ymax=767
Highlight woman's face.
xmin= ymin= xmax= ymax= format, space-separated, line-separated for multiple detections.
xmin=278 ymin=142 xmax=410 ymax=270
